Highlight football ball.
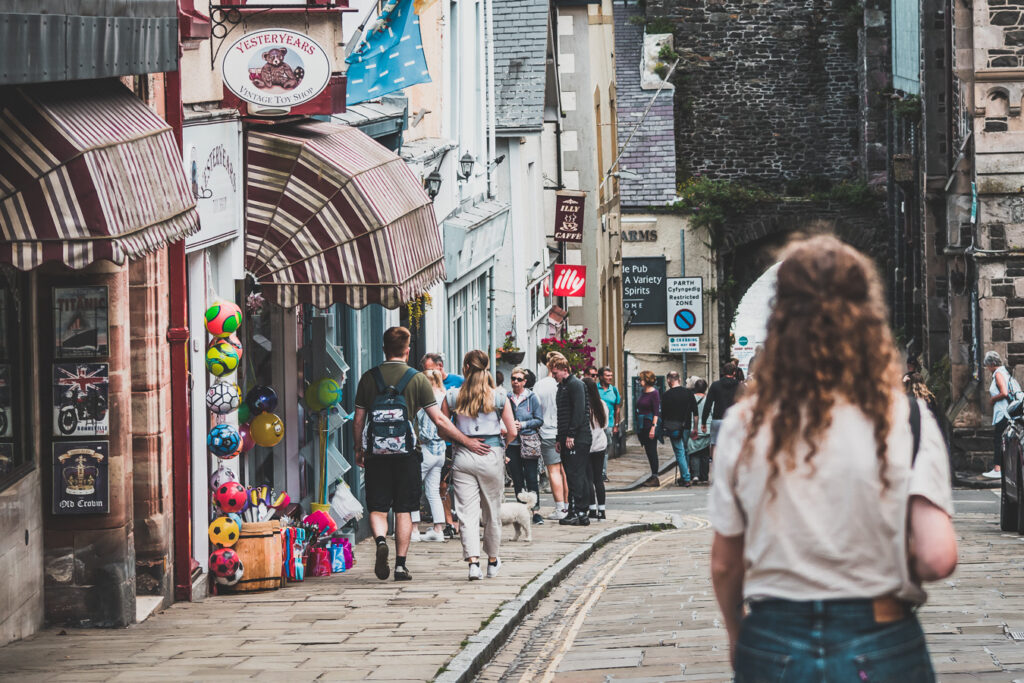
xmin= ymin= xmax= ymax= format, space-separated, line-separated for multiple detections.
xmin=208 ymin=516 xmax=241 ymax=547
xmin=214 ymin=481 xmax=247 ymax=513
xmin=206 ymin=340 xmax=240 ymax=377
xmin=204 ymin=301 xmax=242 ymax=338
xmin=209 ymin=548 xmax=242 ymax=579
xmin=206 ymin=382 xmax=241 ymax=414
xmin=215 ymin=564 xmax=244 ymax=586
xmin=208 ymin=424 xmax=242 ymax=458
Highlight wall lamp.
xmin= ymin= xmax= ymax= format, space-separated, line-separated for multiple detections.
xmin=424 ymin=169 xmax=442 ymax=200
xmin=457 ymin=152 xmax=475 ymax=180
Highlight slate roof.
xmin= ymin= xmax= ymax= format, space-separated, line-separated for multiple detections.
xmin=493 ymin=0 xmax=549 ymax=133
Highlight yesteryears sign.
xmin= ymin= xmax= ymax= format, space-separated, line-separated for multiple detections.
xmin=552 ymin=265 xmax=587 ymax=297
xmin=666 ymin=277 xmax=704 ymax=336
xmin=622 ymin=257 xmax=666 ymax=325
xmin=222 ymin=30 xmax=331 ymax=111
xmin=553 ymin=191 xmax=586 ymax=243
xmin=52 ymin=441 xmax=109 ymax=515
xmin=183 ymin=119 xmax=243 ymax=252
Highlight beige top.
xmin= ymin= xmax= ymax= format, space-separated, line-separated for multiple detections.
xmin=708 ymin=394 xmax=954 ymax=605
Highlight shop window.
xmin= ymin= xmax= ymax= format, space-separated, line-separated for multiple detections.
xmin=0 ymin=272 xmax=32 ymax=490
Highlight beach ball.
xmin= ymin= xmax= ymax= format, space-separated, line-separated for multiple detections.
xmin=208 ymin=516 xmax=240 ymax=547
xmin=251 ymin=412 xmax=284 ymax=447
xmin=316 ymin=378 xmax=343 ymax=408
xmin=206 ymin=382 xmax=241 ymax=414
xmin=209 ymin=548 xmax=242 ymax=578
xmin=245 ymin=385 xmax=278 ymax=414
xmin=209 ymin=462 xmax=238 ymax=491
xmin=215 ymin=564 xmax=244 ymax=587
xmin=206 ymin=340 xmax=240 ymax=377
xmin=208 ymin=424 xmax=242 ymax=459
xmin=214 ymin=481 xmax=248 ymax=513
xmin=305 ymin=381 xmax=326 ymax=413
xmin=204 ymin=301 xmax=242 ymax=338
xmin=238 ymin=423 xmax=255 ymax=453
xmin=237 ymin=402 xmax=252 ymax=425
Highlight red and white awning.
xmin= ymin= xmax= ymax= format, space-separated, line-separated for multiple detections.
xmin=245 ymin=121 xmax=445 ymax=309
xmin=0 ymin=80 xmax=199 ymax=270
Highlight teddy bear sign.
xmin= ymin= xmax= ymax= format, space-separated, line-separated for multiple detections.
xmin=222 ymin=29 xmax=331 ymax=110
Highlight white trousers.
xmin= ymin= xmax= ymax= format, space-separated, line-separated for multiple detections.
xmin=452 ymin=444 xmax=504 ymax=560
xmin=420 ymin=446 xmax=445 ymax=524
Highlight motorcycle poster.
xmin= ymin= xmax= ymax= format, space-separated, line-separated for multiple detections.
xmin=53 ymin=363 xmax=109 ymax=437
xmin=52 ymin=441 xmax=109 ymax=515
xmin=53 ymin=286 xmax=108 ymax=358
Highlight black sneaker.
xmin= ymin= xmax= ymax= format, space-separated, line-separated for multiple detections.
xmin=443 ymin=524 xmax=457 ymax=539
xmin=374 ymin=541 xmax=390 ymax=580
xmin=587 ymin=509 xmax=599 ymax=520
xmin=532 ymin=513 xmax=544 ymax=525
xmin=560 ymin=511 xmax=590 ymax=526
xmin=394 ymin=565 xmax=412 ymax=581
xmin=598 ymin=510 xmax=606 ymax=520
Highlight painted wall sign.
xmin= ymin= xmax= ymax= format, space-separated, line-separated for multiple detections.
xmin=622 ymin=229 xmax=658 ymax=242
xmin=53 ymin=363 xmax=109 ymax=437
xmin=222 ymin=30 xmax=332 ymax=111
xmin=52 ymin=441 xmax=109 ymax=515
xmin=553 ymin=190 xmax=586 ymax=243
xmin=552 ymin=265 xmax=587 ymax=297
xmin=183 ymin=119 xmax=244 ymax=253
xmin=666 ymin=277 xmax=704 ymax=336
xmin=53 ymin=286 xmax=108 ymax=358
xmin=622 ymin=257 xmax=666 ymax=325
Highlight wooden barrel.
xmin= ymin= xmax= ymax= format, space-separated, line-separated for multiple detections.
xmin=230 ymin=520 xmax=283 ymax=592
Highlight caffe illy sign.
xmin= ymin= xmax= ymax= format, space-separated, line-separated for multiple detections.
xmin=223 ymin=29 xmax=331 ymax=115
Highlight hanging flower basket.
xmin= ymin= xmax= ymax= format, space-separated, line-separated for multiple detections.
xmin=500 ymin=350 xmax=526 ymax=365
xmin=536 ymin=329 xmax=597 ymax=374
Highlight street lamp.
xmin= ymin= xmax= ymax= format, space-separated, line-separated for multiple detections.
xmin=424 ymin=169 xmax=442 ymax=200
xmin=457 ymin=152 xmax=475 ymax=180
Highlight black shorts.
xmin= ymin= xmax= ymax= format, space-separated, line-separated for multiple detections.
xmin=364 ymin=454 xmax=422 ymax=513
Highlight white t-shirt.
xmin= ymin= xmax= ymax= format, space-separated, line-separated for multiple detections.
xmin=534 ymin=376 xmax=559 ymax=440
xmin=708 ymin=394 xmax=953 ymax=605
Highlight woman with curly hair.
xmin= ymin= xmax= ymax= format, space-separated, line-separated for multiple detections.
xmin=709 ymin=236 xmax=957 ymax=682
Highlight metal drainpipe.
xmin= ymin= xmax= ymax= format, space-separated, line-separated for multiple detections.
xmin=164 ymin=59 xmax=194 ymax=601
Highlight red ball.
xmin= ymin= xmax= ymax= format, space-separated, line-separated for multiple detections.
xmin=209 ymin=548 xmax=241 ymax=578
xmin=214 ymin=481 xmax=248 ymax=513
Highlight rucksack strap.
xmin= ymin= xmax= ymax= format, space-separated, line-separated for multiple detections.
xmin=909 ymin=398 xmax=921 ymax=467
xmin=394 ymin=367 xmax=419 ymax=394
xmin=371 ymin=367 xmax=387 ymax=393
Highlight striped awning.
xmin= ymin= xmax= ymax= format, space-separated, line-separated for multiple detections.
xmin=0 ymin=80 xmax=199 ymax=270
xmin=246 ymin=121 xmax=446 ymax=309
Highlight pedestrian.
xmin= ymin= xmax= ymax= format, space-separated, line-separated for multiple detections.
xmin=729 ymin=357 xmax=745 ymax=382
xmin=354 ymin=328 xmax=490 ymax=582
xmin=421 ymin=352 xmax=464 ymax=390
xmin=535 ymin=352 xmax=570 ymax=519
xmin=421 ymin=352 xmax=463 ymax=538
xmin=495 ymin=370 xmax=505 ymax=390
xmin=583 ymin=377 xmax=608 ymax=520
xmin=685 ymin=377 xmax=712 ymax=484
xmin=709 ymin=236 xmax=956 ymax=681
xmin=701 ymin=362 xmax=741 ymax=460
xmin=662 ymin=370 xmax=699 ymax=487
xmin=635 ymin=370 xmax=662 ymax=487
xmin=585 ymin=366 xmax=599 ymax=381
xmin=410 ymin=369 xmax=448 ymax=543
xmin=983 ymin=350 xmax=1018 ymax=478
xmin=506 ymin=366 xmax=544 ymax=525
xmin=598 ymin=365 xmax=622 ymax=480
xmin=552 ymin=354 xmax=592 ymax=525
xmin=904 ymin=372 xmax=951 ymax=451
xmin=441 ymin=350 xmax=518 ymax=580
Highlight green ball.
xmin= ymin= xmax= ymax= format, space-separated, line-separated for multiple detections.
xmin=305 ymin=380 xmax=326 ymax=412
xmin=237 ymin=402 xmax=252 ymax=424
xmin=316 ymin=378 xmax=343 ymax=407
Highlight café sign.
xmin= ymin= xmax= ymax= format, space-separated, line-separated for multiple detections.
xmin=553 ymin=190 xmax=586 ymax=243
xmin=222 ymin=29 xmax=331 ymax=111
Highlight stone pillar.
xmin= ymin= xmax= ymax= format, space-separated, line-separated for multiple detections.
xmin=42 ymin=262 xmax=135 ymax=627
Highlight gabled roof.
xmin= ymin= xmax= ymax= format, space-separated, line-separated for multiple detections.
xmin=493 ymin=0 xmax=550 ymax=133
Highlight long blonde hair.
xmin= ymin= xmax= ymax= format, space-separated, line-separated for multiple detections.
xmin=455 ymin=349 xmax=495 ymax=416
xmin=740 ymin=236 xmax=902 ymax=494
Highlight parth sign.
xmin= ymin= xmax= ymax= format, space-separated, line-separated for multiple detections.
xmin=552 ymin=265 xmax=587 ymax=297
xmin=222 ymin=30 xmax=331 ymax=111
xmin=666 ymin=277 xmax=704 ymax=336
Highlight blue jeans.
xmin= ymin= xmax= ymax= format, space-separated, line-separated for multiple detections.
xmin=736 ymin=600 xmax=935 ymax=683
xmin=670 ymin=437 xmax=690 ymax=483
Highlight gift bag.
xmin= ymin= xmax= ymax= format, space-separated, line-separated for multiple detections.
xmin=341 ymin=537 xmax=354 ymax=569
xmin=307 ymin=547 xmax=332 ymax=577
xmin=330 ymin=543 xmax=346 ymax=573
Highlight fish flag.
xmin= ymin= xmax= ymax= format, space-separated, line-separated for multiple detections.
xmin=345 ymin=0 xmax=431 ymax=106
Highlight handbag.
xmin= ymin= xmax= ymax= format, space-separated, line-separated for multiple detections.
xmin=521 ymin=431 xmax=542 ymax=460
xmin=590 ymin=421 xmax=608 ymax=452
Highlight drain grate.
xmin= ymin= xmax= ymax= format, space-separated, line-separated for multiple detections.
xmin=1008 ymin=630 xmax=1024 ymax=641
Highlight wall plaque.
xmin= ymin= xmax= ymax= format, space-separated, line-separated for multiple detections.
xmin=53 ymin=441 xmax=109 ymax=515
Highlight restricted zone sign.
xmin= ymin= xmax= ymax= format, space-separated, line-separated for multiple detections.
xmin=666 ymin=277 xmax=703 ymax=336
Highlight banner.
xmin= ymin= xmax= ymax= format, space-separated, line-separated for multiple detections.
xmin=553 ymin=191 xmax=585 ymax=243
xmin=346 ymin=0 xmax=431 ymax=106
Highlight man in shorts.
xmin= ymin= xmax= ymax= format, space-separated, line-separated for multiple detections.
xmin=354 ymin=328 xmax=489 ymax=582
xmin=534 ymin=352 xmax=569 ymax=520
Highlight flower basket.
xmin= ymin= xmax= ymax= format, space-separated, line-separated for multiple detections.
xmin=500 ymin=350 xmax=525 ymax=365
xmin=536 ymin=329 xmax=597 ymax=374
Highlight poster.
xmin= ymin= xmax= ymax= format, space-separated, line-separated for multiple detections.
xmin=553 ymin=190 xmax=586 ymax=243
xmin=0 ymin=364 xmax=11 ymax=439
xmin=54 ymin=286 xmax=108 ymax=358
xmin=52 ymin=441 xmax=109 ymax=515
xmin=53 ymin=363 xmax=109 ymax=437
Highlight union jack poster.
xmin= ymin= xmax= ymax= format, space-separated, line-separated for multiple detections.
xmin=53 ymin=286 xmax=108 ymax=358
xmin=53 ymin=363 xmax=109 ymax=437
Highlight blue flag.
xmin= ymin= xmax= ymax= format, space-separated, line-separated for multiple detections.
xmin=345 ymin=0 xmax=431 ymax=106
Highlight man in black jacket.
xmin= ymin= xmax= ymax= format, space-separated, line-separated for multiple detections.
xmin=701 ymin=362 xmax=742 ymax=459
xmin=551 ymin=356 xmax=592 ymax=526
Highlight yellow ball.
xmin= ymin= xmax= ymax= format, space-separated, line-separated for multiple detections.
xmin=208 ymin=515 xmax=241 ymax=547
xmin=250 ymin=412 xmax=284 ymax=447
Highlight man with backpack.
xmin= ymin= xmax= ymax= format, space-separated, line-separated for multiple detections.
xmin=353 ymin=327 xmax=490 ymax=582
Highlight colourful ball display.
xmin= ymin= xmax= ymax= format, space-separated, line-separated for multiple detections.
xmin=250 ymin=412 xmax=284 ymax=447
xmin=206 ymin=382 xmax=241 ymax=414
xmin=214 ymin=481 xmax=247 ymax=513
xmin=316 ymin=378 xmax=343 ymax=408
xmin=204 ymin=301 xmax=242 ymax=338
xmin=208 ymin=516 xmax=241 ymax=547
xmin=208 ymin=424 xmax=242 ymax=459
xmin=209 ymin=547 xmax=242 ymax=578
xmin=245 ymin=385 xmax=278 ymax=414
xmin=206 ymin=340 xmax=240 ymax=377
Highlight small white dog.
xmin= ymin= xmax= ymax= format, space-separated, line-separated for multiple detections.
xmin=499 ymin=491 xmax=536 ymax=542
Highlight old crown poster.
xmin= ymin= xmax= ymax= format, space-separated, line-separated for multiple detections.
xmin=52 ymin=441 xmax=109 ymax=515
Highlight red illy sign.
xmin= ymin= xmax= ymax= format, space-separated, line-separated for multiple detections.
xmin=553 ymin=265 xmax=587 ymax=297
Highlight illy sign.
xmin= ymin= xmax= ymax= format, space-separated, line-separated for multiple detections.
xmin=553 ymin=265 xmax=587 ymax=297
xmin=553 ymin=190 xmax=586 ymax=243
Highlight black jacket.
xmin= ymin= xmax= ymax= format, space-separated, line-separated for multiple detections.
xmin=556 ymin=374 xmax=591 ymax=443
xmin=702 ymin=376 xmax=741 ymax=425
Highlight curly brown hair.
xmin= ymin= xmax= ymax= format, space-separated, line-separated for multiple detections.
xmin=739 ymin=236 xmax=902 ymax=495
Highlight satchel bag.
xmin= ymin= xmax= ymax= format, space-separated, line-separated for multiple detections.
xmin=521 ymin=431 xmax=542 ymax=460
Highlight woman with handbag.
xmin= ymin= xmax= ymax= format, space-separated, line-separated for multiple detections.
xmin=636 ymin=370 xmax=662 ymax=487
xmin=583 ymin=377 xmax=609 ymax=519
xmin=506 ymin=366 xmax=545 ymax=525
xmin=710 ymin=236 xmax=957 ymax=682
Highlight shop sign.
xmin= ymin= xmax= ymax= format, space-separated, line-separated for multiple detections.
xmin=53 ymin=286 xmax=108 ymax=358
xmin=183 ymin=119 xmax=244 ymax=253
xmin=622 ymin=257 xmax=666 ymax=325
xmin=553 ymin=190 xmax=586 ymax=243
xmin=53 ymin=363 xmax=109 ymax=437
xmin=552 ymin=265 xmax=587 ymax=297
xmin=622 ymin=228 xmax=658 ymax=242
xmin=666 ymin=277 xmax=704 ymax=336
xmin=52 ymin=441 xmax=109 ymax=515
xmin=222 ymin=29 xmax=332 ymax=111
xmin=668 ymin=337 xmax=699 ymax=353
